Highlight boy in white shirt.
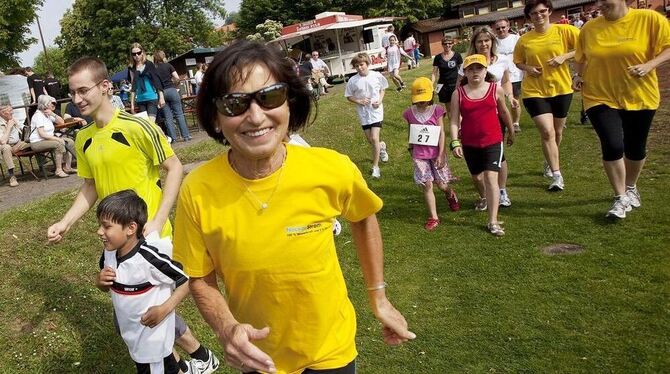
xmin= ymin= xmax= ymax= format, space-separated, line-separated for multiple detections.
xmin=344 ymin=53 xmax=389 ymax=178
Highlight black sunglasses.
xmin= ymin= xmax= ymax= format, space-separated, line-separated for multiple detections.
xmin=131 ymin=51 xmax=143 ymax=56
xmin=213 ymin=83 xmax=288 ymax=117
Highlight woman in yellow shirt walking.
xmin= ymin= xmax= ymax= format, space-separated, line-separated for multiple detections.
xmin=573 ymin=0 xmax=670 ymax=219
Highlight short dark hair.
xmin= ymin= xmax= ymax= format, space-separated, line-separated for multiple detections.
xmin=350 ymin=53 xmax=371 ymax=67
xmin=524 ymin=0 xmax=553 ymax=18
xmin=196 ymin=40 xmax=313 ymax=145
xmin=68 ymin=56 xmax=109 ymax=82
xmin=96 ymin=190 xmax=147 ymax=238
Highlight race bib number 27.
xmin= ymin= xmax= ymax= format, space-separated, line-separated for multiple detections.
xmin=408 ymin=124 xmax=440 ymax=146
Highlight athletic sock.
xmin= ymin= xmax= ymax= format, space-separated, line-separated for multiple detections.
xmin=178 ymin=359 xmax=188 ymax=372
xmin=626 ymin=184 xmax=636 ymax=190
xmin=553 ymin=170 xmax=562 ymax=177
xmin=189 ymin=345 xmax=209 ymax=361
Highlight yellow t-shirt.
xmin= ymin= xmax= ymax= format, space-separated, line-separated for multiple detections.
xmin=575 ymin=9 xmax=670 ymax=110
xmin=75 ymin=109 xmax=175 ymax=237
xmin=173 ymin=145 xmax=383 ymax=374
xmin=514 ymin=24 xmax=579 ymax=98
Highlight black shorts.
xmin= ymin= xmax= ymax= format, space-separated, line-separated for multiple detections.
xmin=512 ymin=81 xmax=522 ymax=98
xmin=135 ymin=353 xmax=179 ymax=374
xmin=438 ymin=84 xmax=457 ymax=104
xmin=361 ymin=122 xmax=382 ymax=131
xmin=246 ymin=360 xmax=356 ymax=374
xmin=462 ymin=143 xmax=504 ymax=175
xmin=523 ymin=93 xmax=573 ymax=118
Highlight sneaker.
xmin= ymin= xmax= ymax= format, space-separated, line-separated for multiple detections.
xmin=626 ymin=186 xmax=641 ymax=208
xmin=499 ymin=191 xmax=511 ymax=207
xmin=167 ymin=136 xmax=173 ymax=144
xmin=445 ymin=190 xmax=460 ymax=211
xmin=371 ymin=166 xmax=381 ymax=179
xmin=332 ymin=219 xmax=342 ymax=236
xmin=424 ymin=218 xmax=440 ymax=231
xmin=548 ymin=174 xmax=564 ymax=191
xmin=396 ymin=86 xmax=403 ymax=92
xmin=606 ymin=195 xmax=632 ymax=219
xmin=513 ymin=123 xmax=521 ymax=133
xmin=580 ymin=111 xmax=589 ymax=125
xmin=9 ymin=176 xmax=18 ymax=187
xmin=190 ymin=348 xmax=220 ymax=374
xmin=487 ymin=222 xmax=505 ymax=236
xmin=543 ymin=162 xmax=553 ymax=178
xmin=474 ymin=197 xmax=487 ymax=211
xmin=379 ymin=141 xmax=389 ymax=162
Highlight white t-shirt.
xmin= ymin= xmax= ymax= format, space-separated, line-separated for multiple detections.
xmin=573 ymin=19 xmax=584 ymax=28
xmin=496 ymin=34 xmax=523 ymax=82
xmin=310 ymin=58 xmax=328 ymax=72
xmin=344 ymin=71 xmax=389 ymax=126
xmin=0 ymin=116 xmax=23 ymax=145
xmin=403 ymin=36 xmax=416 ymax=50
xmin=194 ymin=71 xmax=204 ymax=85
xmin=459 ymin=54 xmax=513 ymax=83
xmin=102 ymin=235 xmax=187 ymax=363
xmin=29 ymin=110 xmax=55 ymax=143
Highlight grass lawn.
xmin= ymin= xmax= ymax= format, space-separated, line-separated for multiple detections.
xmin=0 ymin=63 xmax=668 ymax=373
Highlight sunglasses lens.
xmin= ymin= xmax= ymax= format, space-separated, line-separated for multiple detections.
xmin=216 ymin=94 xmax=251 ymax=117
xmin=257 ymin=84 xmax=288 ymax=109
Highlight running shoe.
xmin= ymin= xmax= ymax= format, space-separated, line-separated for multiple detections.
xmin=513 ymin=123 xmax=521 ymax=133
xmin=445 ymin=190 xmax=460 ymax=211
xmin=379 ymin=141 xmax=389 ymax=162
xmin=499 ymin=190 xmax=511 ymax=207
xmin=474 ymin=197 xmax=487 ymax=211
xmin=580 ymin=111 xmax=589 ymax=125
xmin=190 ymin=348 xmax=220 ymax=374
xmin=487 ymin=222 xmax=505 ymax=237
xmin=424 ymin=218 xmax=440 ymax=231
xmin=543 ymin=162 xmax=553 ymax=178
xmin=626 ymin=186 xmax=641 ymax=208
xmin=548 ymin=175 xmax=564 ymax=191
xmin=606 ymin=195 xmax=632 ymax=219
xmin=371 ymin=166 xmax=381 ymax=179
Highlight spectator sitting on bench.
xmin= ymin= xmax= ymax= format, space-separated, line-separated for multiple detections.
xmin=30 ymin=95 xmax=76 ymax=178
xmin=0 ymin=105 xmax=30 ymax=187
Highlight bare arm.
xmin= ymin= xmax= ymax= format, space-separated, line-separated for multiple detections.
xmin=628 ymin=46 xmax=670 ymax=77
xmin=350 ymin=214 xmax=416 ymax=346
xmin=449 ymin=90 xmax=463 ymax=158
xmin=0 ymin=118 xmax=15 ymax=145
xmin=431 ymin=66 xmax=439 ymax=84
xmin=547 ymin=50 xmax=575 ymax=67
xmin=496 ymin=86 xmax=515 ymax=145
xmin=191 ymin=273 xmax=277 ymax=373
xmin=347 ymin=96 xmax=370 ymax=106
xmin=143 ymin=155 xmax=183 ymax=236
xmin=48 ymin=178 xmax=98 ymax=243
xmin=140 ymin=280 xmax=190 ymax=328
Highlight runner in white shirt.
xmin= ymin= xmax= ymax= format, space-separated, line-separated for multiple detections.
xmin=494 ymin=18 xmax=524 ymax=133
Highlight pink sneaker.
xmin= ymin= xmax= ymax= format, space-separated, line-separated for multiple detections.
xmin=424 ymin=218 xmax=440 ymax=231
xmin=445 ymin=190 xmax=460 ymax=211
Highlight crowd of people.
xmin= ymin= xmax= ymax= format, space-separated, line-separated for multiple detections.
xmin=0 ymin=0 xmax=667 ymax=372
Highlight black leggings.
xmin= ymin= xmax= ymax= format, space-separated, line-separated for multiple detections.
xmin=586 ymin=105 xmax=655 ymax=161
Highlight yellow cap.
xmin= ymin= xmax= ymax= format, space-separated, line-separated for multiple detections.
xmin=463 ymin=54 xmax=489 ymax=69
xmin=411 ymin=77 xmax=434 ymax=103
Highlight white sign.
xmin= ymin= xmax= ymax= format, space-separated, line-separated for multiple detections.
xmin=0 ymin=74 xmax=30 ymax=126
xmin=185 ymin=58 xmax=197 ymax=66
xmin=408 ymin=124 xmax=440 ymax=146
xmin=205 ymin=56 xmax=214 ymax=63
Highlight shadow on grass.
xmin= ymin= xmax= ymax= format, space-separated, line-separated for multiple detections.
xmin=19 ymin=270 xmax=130 ymax=373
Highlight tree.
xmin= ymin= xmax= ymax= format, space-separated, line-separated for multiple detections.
xmin=33 ymin=47 xmax=68 ymax=84
xmin=0 ymin=0 xmax=43 ymax=70
xmin=56 ymin=0 xmax=226 ymax=70
xmin=246 ymin=20 xmax=283 ymax=43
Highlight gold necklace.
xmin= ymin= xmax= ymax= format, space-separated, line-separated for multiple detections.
xmin=229 ymin=150 xmax=287 ymax=211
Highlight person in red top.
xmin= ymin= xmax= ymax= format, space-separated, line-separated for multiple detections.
xmin=449 ymin=54 xmax=514 ymax=236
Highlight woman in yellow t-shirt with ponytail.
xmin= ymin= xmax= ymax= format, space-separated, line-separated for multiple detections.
xmin=573 ymin=0 xmax=670 ymax=219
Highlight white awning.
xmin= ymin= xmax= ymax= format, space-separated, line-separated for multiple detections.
xmin=269 ymin=16 xmax=402 ymax=44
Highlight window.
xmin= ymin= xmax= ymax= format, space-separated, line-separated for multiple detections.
xmin=512 ymin=0 xmax=523 ymax=8
xmin=478 ymin=5 xmax=490 ymax=14
xmin=494 ymin=0 xmax=509 ymax=11
xmin=567 ymin=7 xmax=582 ymax=17
xmin=461 ymin=6 xmax=475 ymax=17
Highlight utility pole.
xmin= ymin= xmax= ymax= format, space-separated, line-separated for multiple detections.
xmin=36 ymin=14 xmax=51 ymax=72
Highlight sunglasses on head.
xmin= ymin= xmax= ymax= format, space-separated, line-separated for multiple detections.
xmin=213 ymin=83 xmax=288 ymax=117
xmin=131 ymin=51 xmax=143 ymax=56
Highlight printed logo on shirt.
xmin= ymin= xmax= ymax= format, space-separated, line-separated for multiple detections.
xmin=447 ymin=61 xmax=456 ymax=68
xmin=419 ymin=127 xmax=430 ymax=133
xmin=285 ymin=222 xmax=329 ymax=237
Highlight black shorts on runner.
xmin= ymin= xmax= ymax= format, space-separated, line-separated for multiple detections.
xmin=512 ymin=81 xmax=522 ymax=98
xmin=523 ymin=93 xmax=573 ymax=118
xmin=462 ymin=143 xmax=504 ymax=175
xmin=135 ymin=353 xmax=179 ymax=374
xmin=361 ymin=122 xmax=382 ymax=131
xmin=438 ymin=84 xmax=457 ymax=104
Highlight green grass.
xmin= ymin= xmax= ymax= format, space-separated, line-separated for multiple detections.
xmin=1 ymin=63 xmax=669 ymax=373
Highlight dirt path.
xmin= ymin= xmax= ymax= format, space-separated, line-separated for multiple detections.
xmin=0 ymin=132 xmax=208 ymax=213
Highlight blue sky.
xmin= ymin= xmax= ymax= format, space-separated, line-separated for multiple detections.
xmin=18 ymin=0 xmax=241 ymax=66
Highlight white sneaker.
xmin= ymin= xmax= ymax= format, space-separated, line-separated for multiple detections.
xmin=474 ymin=197 xmax=487 ymax=211
xmin=606 ymin=195 xmax=632 ymax=219
xmin=543 ymin=162 xmax=553 ymax=178
xmin=487 ymin=222 xmax=505 ymax=237
xmin=499 ymin=190 xmax=511 ymax=207
xmin=379 ymin=141 xmax=389 ymax=162
xmin=626 ymin=186 xmax=641 ymax=208
xmin=332 ymin=219 xmax=342 ymax=236
xmin=513 ymin=123 xmax=521 ymax=133
xmin=371 ymin=166 xmax=381 ymax=179
xmin=190 ymin=348 xmax=220 ymax=374
xmin=548 ymin=175 xmax=564 ymax=191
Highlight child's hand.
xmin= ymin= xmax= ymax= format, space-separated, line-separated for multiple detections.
xmin=507 ymin=132 xmax=515 ymax=146
xmin=371 ymin=101 xmax=380 ymax=108
xmin=359 ymin=97 xmax=371 ymax=106
xmin=141 ymin=304 xmax=170 ymax=328
xmin=96 ymin=267 xmax=116 ymax=290
xmin=452 ymin=147 xmax=463 ymax=158
xmin=435 ymin=154 xmax=446 ymax=169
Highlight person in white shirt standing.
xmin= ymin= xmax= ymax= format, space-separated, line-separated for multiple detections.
xmin=309 ymin=51 xmax=333 ymax=95
xmin=494 ymin=18 xmax=524 ymax=133
xmin=403 ymin=33 xmax=417 ymax=69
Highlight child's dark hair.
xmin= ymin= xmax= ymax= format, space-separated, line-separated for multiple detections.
xmin=96 ymin=190 xmax=147 ymax=238
xmin=460 ymin=72 xmax=496 ymax=86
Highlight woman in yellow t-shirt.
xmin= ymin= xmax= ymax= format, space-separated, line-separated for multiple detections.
xmin=513 ymin=0 xmax=579 ymax=192
xmin=573 ymin=1 xmax=670 ymax=219
xmin=172 ymin=40 xmax=415 ymax=374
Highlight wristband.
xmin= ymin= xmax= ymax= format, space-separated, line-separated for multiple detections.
xmin=450 ymin=139 xmax=462 ymax=151
xmin=366 ymin=282 xmax=387 ymax=291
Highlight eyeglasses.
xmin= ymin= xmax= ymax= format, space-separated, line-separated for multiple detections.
xmin=530 ymin=8 xmax=549 ymax=16
xmin=213 ymin=83 xmax=289 ymax=117
xmin=495 ymin=26 xmax=508 ymax=31
xmin=69 ymin=80 xmax=105 ymax=98
xmin=442 ymin=42 xmax=453 ymax=46
xmin=131 ymin=51 xmax=143 ymax=56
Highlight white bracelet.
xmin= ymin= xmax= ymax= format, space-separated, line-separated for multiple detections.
xmin=366 ymin=282 xmax=387 ymax=291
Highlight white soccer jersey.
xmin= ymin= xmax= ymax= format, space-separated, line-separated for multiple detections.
xmin=101 ymin=238 xmax=188 ymax=364
xmin=344 ymin=71 xmax=389 ymax=126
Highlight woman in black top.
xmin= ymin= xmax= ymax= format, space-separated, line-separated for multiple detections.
xmin=128 ymin=42 xmax=164 ymax=121
xmin=154 ymin=50 xmax=192 ymax=141
xmin=431 ymin=37 xmax=463 ymax=111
